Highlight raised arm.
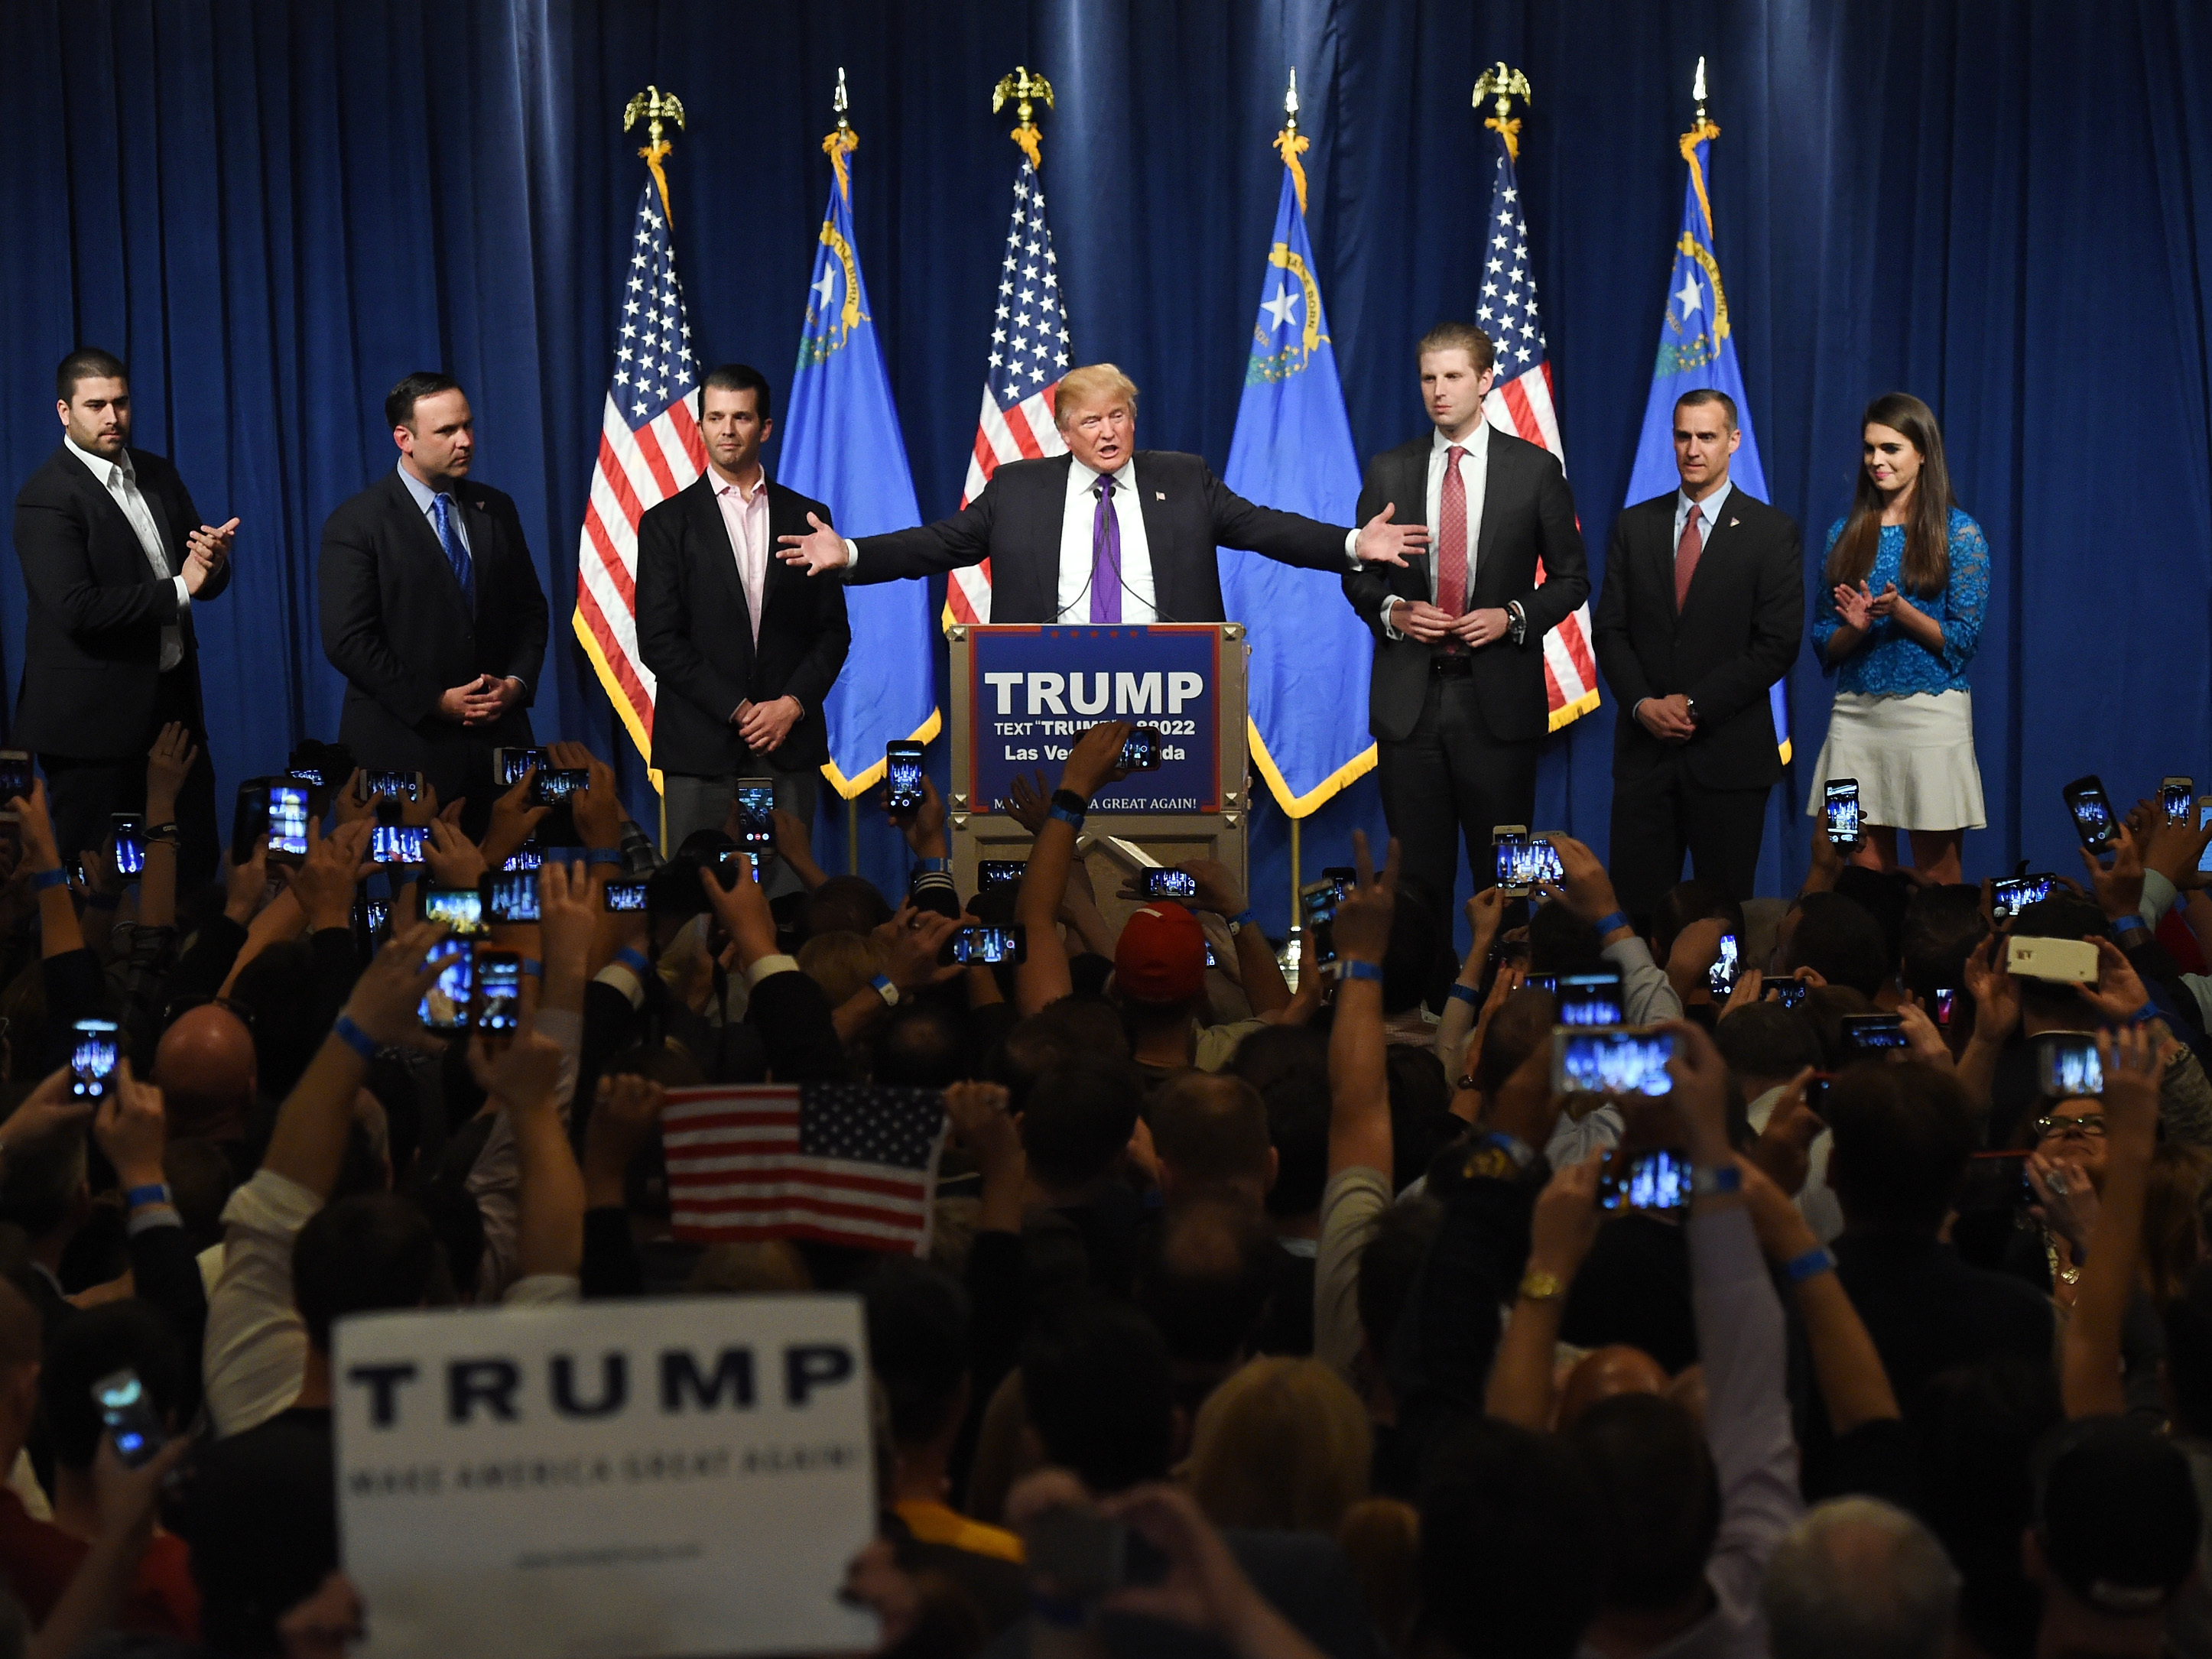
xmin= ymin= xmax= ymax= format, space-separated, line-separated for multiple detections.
xmin=1013 ymin=721 xmax=1129 ymax=1016
xmin=2063 ymin=1026 xmax=2162 ymax=1418
xmin=1326 ymin=831 xmax=1398 ymax=1182
xmin=1487 ymin=1153 xmax=1602 ymax=1430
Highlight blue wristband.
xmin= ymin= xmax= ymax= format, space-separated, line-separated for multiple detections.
xmin=1785 ymin=1245 xmax=1837 ymax=1284
xmin=2130 ymin=1001 xmax=2161 ymax=1027
xmin=2112 ymin=914 xmax=2148 ymax=937
xmin=125 ymin=1183 xmax=172 ymax=1211
xmin=1691 ymin=1164 xmax=1743 ymax=1198
xmin=521 ymin=958 xmax=544 ymax=980
xmin=1048 ymin=804 xmax=1084 ymax=829
xmin=585 ymin=848 xmax=625 ymax=867
xmin=30 ymin=868 xmax=68 ymax=892
xmin=1479 ymin=1129 xmax=1536 ymax=1168
xmin=1593 ymin=910 xmax=1631 ymax=938
xmin=1447 ymin=982 xmax=1480 ymax=1006
xmin=332 ymin=1014 xmax=379 ymax=1062
xmin=1342 ymin=958 xmax=1384 ymax=984
xmin=615 ymin=946 xmax=653 ymax=979
xmin=870 ymin=973 xmax=898 ymax=1005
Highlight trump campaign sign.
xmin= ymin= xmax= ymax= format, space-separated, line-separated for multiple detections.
xmin=334 ymin=1296 xmax=875 ymax=1657
xmin=967 ymin=625 xmax=1222 ymax=813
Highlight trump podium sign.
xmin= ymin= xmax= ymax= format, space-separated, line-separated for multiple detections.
xmin=335 ymin=1296 xmax=876 ymax=1657
xmin=965 ymin=625 xmax=1225 ymax=813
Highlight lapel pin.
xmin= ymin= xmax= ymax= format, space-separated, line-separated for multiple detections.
xmin=1729 ymin=517 xmax=1739 ymax=527
xmin=1156 ymin=491 xmax=1166 ymax=501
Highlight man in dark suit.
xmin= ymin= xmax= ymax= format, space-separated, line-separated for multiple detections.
xmin=1592 ymin=388 xmax=1802 ymax=917
xmin=773 ymin=362 xmax=1428 ymax=621
xmin=635 ymin=364 xmax=849 ymax=877
xmin=318 ymin=372 xmax=549 ymax=822
xmin=11 ymin=349 xmax=235 ymax=886
xmin=1343 ymin=323 xmax=1587 ymax=958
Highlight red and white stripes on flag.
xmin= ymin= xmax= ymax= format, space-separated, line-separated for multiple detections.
xmin=573 ymin=180 xmax=706 ymax=770
xmin=944 ymin=157 xmax=1073 ymax=628
xmin=661 ymin=1083 xmax=948 ymax=1257
xmin=1485 ymin=365 xmax=1600 ymax=729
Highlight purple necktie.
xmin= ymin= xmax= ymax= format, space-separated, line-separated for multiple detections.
xmin=1090 ymin=475 xmax=1122 ymax=623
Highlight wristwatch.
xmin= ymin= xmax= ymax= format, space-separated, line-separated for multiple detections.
xmin=1518 ymin=1268 xmax=1567 ymax=1303
xmin=1505 ymin=601 xmax=1528 ymax=645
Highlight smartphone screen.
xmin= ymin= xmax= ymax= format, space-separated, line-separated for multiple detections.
xmin=474 ymin=948 xmax=524 ymax=1034
xmin=503 ymin=843 xmax=544 ymax=872
xmin=92 ymin=1368 xmax=166 ymax=1469
xmin=417 ymin=938 xmax=474 ymax=1031
xmin=2199 ymin=800 xmax=2212 ymax=876
xmin=481 ymin=871 xmax=540 ymax=924
xmin=70 ymin=1019 xmax=119 ymax=1102
xmin=0 ymin=752 xmax=33 ymax=803
xmin=1119 ymin=727 xmax=1161 ymax=771
xmin=978 ymin=859 xmax=1025 ymax=892
xmin=1321 ymin=866 xmax=1358 ymax=900
xmin=948 ymin=925 xmax=1025 ymax=966
xmin=1840 ymin=1013 xmax=1910 ymax=1053
xmin=732 ymin=780 xmax=775 ymax=856
xmin=1599 ymin=1148 xmax=1693 ymax=1213
xmin=1824 ymin=779 xmax=1863 ymax=848
xmin=1552 ymin=1028 xmax=1676 ymax=1096
xmin=231 ymin=781 xmax=269 ymax=865
xmin=1298 ymin=880 xmax=1339 ymax=966
xmin=535 ymin=768 xmax=588 ymax=807
xmin=111 ymin=814 xmax=145 ymax=878
xmin=1493 ymin=832 xmax=1532 ymax=891
xmin=371 ymin=824 xmax=427 ymax=865
xmin=603 ymin=879 xmax=650 ymax=913
xmin=265 ymin=783 xmax=310 ymax=862
xmin=360 ymin=768 xmax=423 ymax=803
xmin=1933 ymin=988 xmax=1958 ymax=1027
xmin=1708 ymin=932 xmax=1739 ymax=998
xmin=2037 ymin=1036 xmax=2103 ymax=1098
xmin=1143 ymin=868 xmax=1197 ymax=900
xmin=1993 ymin=874 xmax=2055 ymax=921
xmin=2061 ymin=774 xmax=2118 ymax=851
xmin=421 ymin=886 xmax=488 ymax=937
xmin=2164 ymin=778 xmax=2194 ymax=824
xmin=886 ymin=742 xmax=924 ymax=813
xmin=1763 ymin=979 xmax=1809 ymax=1010
xmin=495 ymin=748 xmax=550 ymax=788
xmin=1556 ymin=972 xmax=1625 ymax=1028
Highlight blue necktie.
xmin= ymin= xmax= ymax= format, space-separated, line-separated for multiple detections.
xmin=431 ymin=492 xmax=475 ymax=607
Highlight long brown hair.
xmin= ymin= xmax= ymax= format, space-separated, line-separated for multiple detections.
xmin=1824 ymin=392 xmax=1957 ymax=598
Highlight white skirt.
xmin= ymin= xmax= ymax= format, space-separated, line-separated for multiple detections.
xmin=1804 ymin=690 xmax=1987 ymax=833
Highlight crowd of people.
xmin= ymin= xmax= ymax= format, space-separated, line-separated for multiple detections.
xmin=0 ymin=706 xmax=2201 ymax=1658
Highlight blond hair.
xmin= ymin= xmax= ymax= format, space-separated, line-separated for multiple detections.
xmin=1416 ymin=323 xmax=1496 ymax=377
xmin=1052 ymin=363 xmax=1139 ymax=429
xmin=1186 ymin=1356 xmax=1371 ymax=1532
xmin=797 ymin=929 xmax=883 ymax=1008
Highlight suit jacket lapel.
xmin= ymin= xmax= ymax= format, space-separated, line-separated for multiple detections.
xmin=62 ymin=450 xmax=161 ymax=572
xmin=1472 ymin=437 xmax=1509 ymax=601
xmin=1132 ymin=455 xmax=1172 ymax=618
xmin=1030 ymin=456 xmax=1074 ymax=623
xmin=690 ymin=477 xmax=756 ymax=657
xmin=1392 ymin=446 xmax=1429 ymax=604
xmin=388 ymin=472 xmax=473 ymax=617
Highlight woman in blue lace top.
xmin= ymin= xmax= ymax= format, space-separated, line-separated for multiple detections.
xmin=1806 ymin=393 xmax=1989 ymax=884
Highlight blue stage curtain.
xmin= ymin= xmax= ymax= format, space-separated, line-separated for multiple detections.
xmin=2 ymin=2 xmax=2207 ymax=939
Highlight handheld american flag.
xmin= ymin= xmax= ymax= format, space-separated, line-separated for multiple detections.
xmin=944 ymin=157 xmax=1073 ymax=628
xmin=573 ymin=178 xmax=706 ymax=773
xmin=661 ymin=1083 xmax=948 ymax=1256
xmin=1476 ymin=134 xmax=1601 ymax=732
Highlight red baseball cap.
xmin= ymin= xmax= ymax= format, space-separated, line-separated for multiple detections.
xmin=1115 ymin=901 xmax=1207 ymax=1003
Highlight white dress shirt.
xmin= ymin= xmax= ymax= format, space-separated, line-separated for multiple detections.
xmin=1057 ymin=456 xmax=1158 ymax=622
xmin=710 ymin=464 xmax=773 ymax=644
xmin=65 ymin=435 xmax=188 ymax=671
xmin=1674 ymin=476 xmax=1734 ymax=555
xmin=1382 ymin=420 xmax=1493 ymax=636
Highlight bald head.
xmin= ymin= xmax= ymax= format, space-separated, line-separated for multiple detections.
xmin=154 ymin=1005 xmax=258 ymax=1142
xmin=1762 ymin=1497 xmax=1958 ymax=1659
xmin=1558 ymin=1344 xmax=1668 ymax=1430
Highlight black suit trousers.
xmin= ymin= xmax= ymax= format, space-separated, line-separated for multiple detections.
xmin=1606 ymin=749 xmax=1769 ymax=920
xmin=1377 ymin=671 xmax=1538 ymax=966
xmin=40 ymin=667 xmax=218 ymax=889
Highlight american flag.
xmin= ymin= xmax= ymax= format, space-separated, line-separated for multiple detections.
xmin=1476 ymin=141 xmax=1601 ymax=732
xmin=573 ymin=179 xmax=706 ymax=768
xmin=661 ymin=1083 xmax=948 ymax=1255
xmin=944 ymin=159 xmax=1073 ymax=627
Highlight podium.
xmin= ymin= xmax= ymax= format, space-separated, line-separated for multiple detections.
xmin=947 ymin=624 xmax=1252 ymax=901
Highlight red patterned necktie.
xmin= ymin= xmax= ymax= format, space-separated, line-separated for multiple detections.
xmin=1675 ymin=502 xmax=1703 ymax=611
xmin=1436 ymin=444 xmax=1468 ymax=651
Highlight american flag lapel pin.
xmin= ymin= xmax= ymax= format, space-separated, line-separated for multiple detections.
xmin=1156 ymin=491 xmax=1166 ymax=501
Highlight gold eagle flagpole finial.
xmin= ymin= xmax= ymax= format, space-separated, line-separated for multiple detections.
xmin=1681 ymin=57 xmax=1721 ymax=232
xmin=992 ymin=65 xmax=1054 ymax=171
xmin=1473 ymin=61 xmax=1532 ymax=161
xmin=1275 ymin=68 xmax=1312 ymax=214
xmin=823 ymin=67 xmax=857 ymax=201
xmin=622 ymin=84 xmax=687 ymax=222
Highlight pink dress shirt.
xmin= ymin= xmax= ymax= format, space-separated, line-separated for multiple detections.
xmin=713 ymin=468 xmax=771 ymax=647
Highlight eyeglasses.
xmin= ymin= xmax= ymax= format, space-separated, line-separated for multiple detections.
xmin=2034 ymin=1113 xmax=2106 ymax=1140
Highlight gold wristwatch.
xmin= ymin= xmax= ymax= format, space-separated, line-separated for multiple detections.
xmin=1518 ymin=1268 xmax=1567 ymax=1304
